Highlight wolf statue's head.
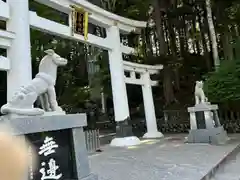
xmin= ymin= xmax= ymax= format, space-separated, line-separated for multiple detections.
xmin=195 ymin=81 xmax=203 ymax=89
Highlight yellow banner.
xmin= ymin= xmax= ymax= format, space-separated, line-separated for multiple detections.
xmin=70 ymin=5 xmax=89 ymax=40
xmin=84 ymin=12 xmax=89 ymax=40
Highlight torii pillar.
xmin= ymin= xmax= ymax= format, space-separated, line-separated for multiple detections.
xmin=6 ymin=0 xmax=32 ymax=101
xmin=106 ymin=24 xmax=141 ymax=147
xmin=142 ymin=72 xmax=163 ymax=138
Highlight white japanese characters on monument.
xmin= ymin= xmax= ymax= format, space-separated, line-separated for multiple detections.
xmin=39 ymin=137 xmax=59 ymax=156
xmin=28 ymin=146 xmax=34 ymax=180
xmin=38 ymin=136 xmax=62 ymax=180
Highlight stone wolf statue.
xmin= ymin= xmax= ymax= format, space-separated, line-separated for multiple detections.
xmin=1 ymin=49 xmax=67 ymax=116
xmin=194 ymin=80 xmax=208 ymax=105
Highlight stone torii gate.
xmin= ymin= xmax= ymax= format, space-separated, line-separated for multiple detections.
xmin=123 ymin=61 xmax=164 ymax=139
xmin=0 ymin=0 xmax=164 ymax=147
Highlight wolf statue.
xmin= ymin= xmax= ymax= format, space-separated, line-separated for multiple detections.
xmin=194 ymin=80 xmax=208 ymax=105
xmin=1 ymin=49 xmax=68 ymax=116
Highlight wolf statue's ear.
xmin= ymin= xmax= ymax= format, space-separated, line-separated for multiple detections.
xmin=44 ymin=49 xmax=55 ymax=56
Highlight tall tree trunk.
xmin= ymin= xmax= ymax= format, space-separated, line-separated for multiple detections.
xmin=221 ymin=30 xmax=233 ymax=61
xmin=183 ymin=16 xmax=189 ymax=53
xmin=145 ymin=26 xmax=154 ymax=56
xmin=152 ymin=0 xmax=175 ymax=106
xmin=192 ymin=16 xmax=201 ymax=54
xmin=168 ymin=19 xmax=177 ymax=56
xmin=163 ymin=67 xmax=175 ymax=105
xmin=164 ymin=21 xmax=171 ymax=54
xmin=141 ymin=29 xmax=149 ymax=58
xmin=174 ymin=69 xmax=180 ymax=91
xmin=177 ymin=16 xmax=186 ymax=56
xmin=206 ymin=0 xmax=220 ymax=69
xmin=167 ymin=19 xmax=180 ymax=90
xmin=152 ymin=0 xmax=167 ymax=55
xmin=234 ymin=25 xmax=240 ymax=59
xmin=198 ymin=15 xmax=211 ymax=70
xmin=235 ymin=25 xmax=239 ymax=37
xmin=153 ymin=29 xmax=160 ymax=56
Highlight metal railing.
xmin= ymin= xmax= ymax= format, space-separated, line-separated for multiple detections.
xmin=84 ymin=129 xmax=101 ymax=153
xmin=163 ymin=110 xmax=189 ymax=124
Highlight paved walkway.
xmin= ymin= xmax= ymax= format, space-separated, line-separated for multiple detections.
xmin=89 ymin=134 xmax=240 ymax=180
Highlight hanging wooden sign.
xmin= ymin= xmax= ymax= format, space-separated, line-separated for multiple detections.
xmin=71 ymin=5 xmax=89 ymax=40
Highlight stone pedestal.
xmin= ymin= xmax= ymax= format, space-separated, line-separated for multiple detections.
xmin=0 ymin=114 xmax=98 ymax=180
xmin=186 ymin=103 xmax=228 ymax=145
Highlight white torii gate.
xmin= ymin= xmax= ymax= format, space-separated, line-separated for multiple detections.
xmin=123 ymin=61 xmax=164 ymax=139
xmin=0 ymin=0 xmax=164 ymax=146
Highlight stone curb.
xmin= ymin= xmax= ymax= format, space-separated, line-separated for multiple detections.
xmin=200 ymin=143 xmax=240 ymax=180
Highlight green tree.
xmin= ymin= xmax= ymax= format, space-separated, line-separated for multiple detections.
xmin=204 ymin=57 xmax=240 ymax=107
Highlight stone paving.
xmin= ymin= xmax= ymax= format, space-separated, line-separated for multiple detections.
xmin=89 ymin=134 xmax=240 ymax=180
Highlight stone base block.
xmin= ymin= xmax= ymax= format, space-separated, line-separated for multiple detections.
xmin=0 ymin=114 xmax=87 ymax=135
xmin=143 ymin=131 xmax=164 ymax=139
xmin=110 ymin=136 xmax=141 ymax=147
xmin=186 ymin=126 xmax=228 ymax=145
xmin=0 ymin=114 xmax=98 ymax=180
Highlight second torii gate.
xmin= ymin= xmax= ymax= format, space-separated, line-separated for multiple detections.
xmin=123 ymin=61 xmax=164 ymax=139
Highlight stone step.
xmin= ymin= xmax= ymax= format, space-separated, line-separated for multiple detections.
xmin=200 ymin=142 xmax=240 ymax=180
xmin=210 ymin=149 xmax=240 ymax=180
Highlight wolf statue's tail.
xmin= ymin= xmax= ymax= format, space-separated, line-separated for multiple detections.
xmin=1 ymin=104 xmax=44 ymax=116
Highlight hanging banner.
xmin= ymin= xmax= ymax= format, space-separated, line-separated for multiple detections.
xmin=71 ymin=5 xmax=89 ymax=40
